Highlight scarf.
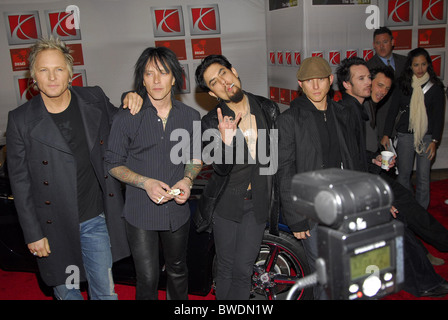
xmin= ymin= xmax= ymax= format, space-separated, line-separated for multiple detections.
xmin=409 ymin=72 xmax=430 ymax=154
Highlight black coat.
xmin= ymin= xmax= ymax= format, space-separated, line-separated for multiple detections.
xmin=366 ymin=53 xmax=408 ymax=139
xmin=193 ymin=92 xmax=280 ymax=235
xmin=277 ymin=96 xmax=354 ymax=233
xmin=6 ymin=86 xmax=130 ymax=286
xmin=366 ymin=53 xmax=407 ymax=81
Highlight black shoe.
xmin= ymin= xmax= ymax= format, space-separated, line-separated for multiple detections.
xmin=420 ymin=281 xmax=448 ymax=298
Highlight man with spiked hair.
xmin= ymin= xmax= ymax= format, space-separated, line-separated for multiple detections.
xmin=7 ymin=37 xmax=142 ymax=299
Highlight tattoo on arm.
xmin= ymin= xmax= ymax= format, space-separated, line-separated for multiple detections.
xmin=184 ymin=160 xmax=203 ymax=182
xmin=109 ymin=166 xmax=149 ymax=189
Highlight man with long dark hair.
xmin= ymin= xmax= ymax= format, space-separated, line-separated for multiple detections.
xmin=105 ymin=47 xmax=202 ymax=300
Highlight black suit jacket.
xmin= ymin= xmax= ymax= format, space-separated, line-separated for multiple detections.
xmin=193 ymin=92 xmax=280 ymax=235
xmin=6 ymin=86 xmax=130 ymax=286
xmin=366 ymin=53 xmax=407 ymax=80
xmin=366 ymin=53 xmax=408 ymax=144
xmin=277 ymin=96 xmax=355 ymax=233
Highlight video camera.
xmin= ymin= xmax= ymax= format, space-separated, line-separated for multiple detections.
xmin=287 ymin=169 xmax=404 ymax=300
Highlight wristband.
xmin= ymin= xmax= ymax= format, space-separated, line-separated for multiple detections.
xmin=183 ymin=176 xmax=194 ymax=188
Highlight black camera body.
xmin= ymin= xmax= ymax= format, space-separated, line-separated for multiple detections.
xmin=291 ymin=169 xmax=404 ymax=300
xmin=317 ymin=221 xmax=404 ymax=299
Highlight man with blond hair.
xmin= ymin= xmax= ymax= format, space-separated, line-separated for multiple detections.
xmin=7 ymin=37 xmax=142 ymax=299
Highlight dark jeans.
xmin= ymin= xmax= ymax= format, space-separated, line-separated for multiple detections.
xmin=401 ymin=226 xmax=444 ymax=296
xmin=396 ymin=133 xmax=432 ymax=209
xmin=382 ymin=173 xmax=448 ymax=253
xmin=302 ymin=221 xmax=328 ymax=300
xmin=213 ymin=200 xmax=265 ymax=300
xmin=125 ymin=220 xmax=189 ymax=300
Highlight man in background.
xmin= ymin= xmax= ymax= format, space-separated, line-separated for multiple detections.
xmin=366 ymin=26 xmax=407 ymax=149
xmin=336 ymin=58 xmax=448 ymax=297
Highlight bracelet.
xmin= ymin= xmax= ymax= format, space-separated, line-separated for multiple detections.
xmin=432 ymin=139 xmax=439 ymax=144
xmin=183 ymin=176 xmax=194 ymax=188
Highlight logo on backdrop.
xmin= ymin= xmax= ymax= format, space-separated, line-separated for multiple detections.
xmin=391 ymin=29 xmax=413 ymax=50
xmin=188 ymin=5 xmax=221 ymax=35
xmin=418 ymin=28 xmax=446 ymax=48
xmin=385 ymin=0 xmax=413 ymax=27
xmin=151 ymin=6 xmax=185 ymax=37
xmin=329 ymin=50 xmax=341 ymax=66
xmin=419 ymin=0 xmax=447 ymax=25
xmin=191 ymin=38 xmax=222 ymax=60
xmin=10 ymin=48 xmax=31 ymax=71
xmin=45 ymin=9 xmax=81 ymax=40
xmin=346 ymin=50 xmax=358 ymax=59
xmin=294 ymin=52 xmax=301 ymax=66
xmin=430 ymin=53 xmax=445 ymax=78
xmin=155 ymin=40 xmax=187 ymax=60
xmin=363 ymin=49 xmax=374 ymax=62
xmin=277 ymin=51 xmax=283 ymax=65
xmin=270 ymin=87 xmax=279 ymax=103
xmin=14 ymin=76 xmax=40 ymax=105
xmin=285 ymin=51 xmax=292 ymax=66
xmin=71 ymin=70 xmax=87 ymax=87
xmin=269 ymin=51 xmax=276 ymax=65
xmin=4 ymin=11 xmax=42 ymax=45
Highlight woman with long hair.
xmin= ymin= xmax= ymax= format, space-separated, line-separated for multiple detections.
xmin=381 ymin=47 xmax=445 ymax=209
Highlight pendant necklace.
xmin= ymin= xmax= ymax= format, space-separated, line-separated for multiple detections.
xmin=159 ymin=106 xmax=172 ymax=129
xmin=161 ymin=116 xmax=168 ymax=127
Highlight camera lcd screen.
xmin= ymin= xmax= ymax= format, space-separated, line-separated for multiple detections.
xmin=350 ymin=245 xmax=391 ymax=280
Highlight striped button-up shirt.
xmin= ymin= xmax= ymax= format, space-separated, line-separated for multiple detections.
xmin=105 ymin=96 xmax=201 ymax=231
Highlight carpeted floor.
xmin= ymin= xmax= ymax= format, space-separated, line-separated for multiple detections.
xmin=0 ymin=269 xmax=213 ymax=300
xmin=383 ymin=178 xmax=448 ymax=300
xmin=1 ymin=179 xmax=447 ymax=301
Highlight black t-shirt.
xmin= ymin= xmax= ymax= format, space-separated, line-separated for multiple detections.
xmin=313 ymin=108 xmax=342 ymax=169
xmin=50 ymin=95 xmax=103 ymax=223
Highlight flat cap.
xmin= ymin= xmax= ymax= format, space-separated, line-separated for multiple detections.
xmin=296 ymin=56 xmax=332 ymax=81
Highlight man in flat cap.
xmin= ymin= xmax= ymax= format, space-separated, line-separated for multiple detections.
xmin=277 ymin=56 xmax=353 ymax=299
xmin=277 ymin=56 xmax=448 ymax=299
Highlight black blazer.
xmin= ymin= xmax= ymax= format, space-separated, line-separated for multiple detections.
xmin=276 ymin=96 xmax=354 ymax=233
xmin=366 ymin=53 xmax=407 ymax=80
xmin=366 ymin=53 xmax=408 ymax=140
xmin=193 ymin=92 xmax=280 ymax=235
xmin=6 ymin=86 xmax=130 ymax=286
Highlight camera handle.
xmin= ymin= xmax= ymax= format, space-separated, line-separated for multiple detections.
xmin=286 ymin=258 xmax=327 ymax=300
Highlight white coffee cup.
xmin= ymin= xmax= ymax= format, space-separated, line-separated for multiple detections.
xmin=381 ymin=151 xmax=394 ymax=170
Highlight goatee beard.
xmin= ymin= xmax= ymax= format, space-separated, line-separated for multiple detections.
xmin=226 ymin=88 xmax=244 ymax=103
